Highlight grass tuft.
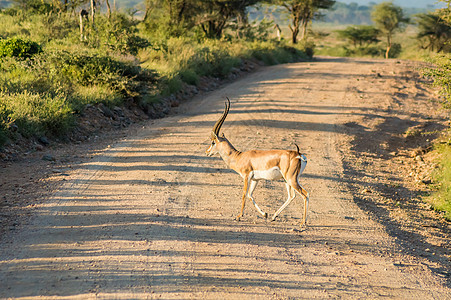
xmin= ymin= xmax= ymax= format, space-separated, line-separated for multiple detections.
xmin=428 ymin=141 xmax=451 ymax=221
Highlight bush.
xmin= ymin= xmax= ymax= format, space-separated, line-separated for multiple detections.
xmin=86 ymin=13 xmax=150 ymax=55
xmin=428 ymin=142 xmax=451 ymax=221
xmin=0 ymin=90 xmax=74 ymax=138
xmin=0 ymin=37 xmax=42 ymax=59
xmin=388 ymin=43 xmax=402 ymax=58
xmin=179 ymin=69 xmax=199 ymax=85
xmin=423 ymin=53 xmax=451 ymax=108
xmin=39 ymin=50 xmax=156 ymax=98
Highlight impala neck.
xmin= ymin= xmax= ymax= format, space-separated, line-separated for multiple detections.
xmin=217 ymin=138 xmax=240 ymax=167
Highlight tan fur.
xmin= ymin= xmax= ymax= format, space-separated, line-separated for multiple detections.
xmin=206 ymin=135 xmax=309 ymax=226
xmin=206 ymin=100 xmax=309 ymax=226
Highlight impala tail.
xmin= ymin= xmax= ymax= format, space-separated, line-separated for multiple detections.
xmin=294 ymin=143 xmax=307 ymax=176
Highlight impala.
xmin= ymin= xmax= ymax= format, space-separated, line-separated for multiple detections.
xmin=206 ymin=99 xmax=310 ymax=226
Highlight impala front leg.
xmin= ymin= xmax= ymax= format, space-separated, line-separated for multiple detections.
xmin=248 ymin=178 xmax=268 ymax=218
xmin=236 ymin=176 xmax=249 ymax=221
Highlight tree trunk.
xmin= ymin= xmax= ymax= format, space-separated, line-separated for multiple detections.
xmin=106 ymin=0 xmax=111 ymax=19
xmin=79 ymin=13 xmax=84 ymax=41
xmin=290 ymin=14 xmax=301 ymax=44
xmin=385 ymin=34 xmax=391 ymax=59
xmin=299 ymin=19 xmax=308 ymax=41
xmin=90 ymin=0 xmax=95 ymax=24
xmin=291 ymin=27 xmax=299 ymax=44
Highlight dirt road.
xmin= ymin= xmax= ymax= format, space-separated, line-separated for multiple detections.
xmin=1 ymin=57 xmax=449 ymax=299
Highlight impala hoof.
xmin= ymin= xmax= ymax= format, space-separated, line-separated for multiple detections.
xmin=264 ymin=212 xmax=268 ymax=219
xmin=235 ymin=215 xmax=241 ymax=221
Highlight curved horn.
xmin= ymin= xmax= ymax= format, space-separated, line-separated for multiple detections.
xmin=294 ymin=143 xmax=300 ymax=154
xmin=211 ymin=98 xmax=230 ymax=138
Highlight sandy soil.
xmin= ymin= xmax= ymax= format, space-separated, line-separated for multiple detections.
xmin=0 ymin=57 xmax=449 ymax=299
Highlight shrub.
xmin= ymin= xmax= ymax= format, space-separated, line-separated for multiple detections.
xmin=388 ymin=43 xmax=402 ymax=58
xmin=40 ymin=50 xmax=156 ymax=97
xmin=428 ymin=142 xmax=451 ymax=221
xmin=336 ymin=25 xmax=380 ymax=48
xmin=179 ymin=69 xmax=199 ymax=85
xmin=0 ymin=90 xmax=74 ymax=138
xmin=423 ymin=53 xmax=451 ymax=108
xmin=0 ymin=37 xmax=42 ymax=59
xmin=86 ymin=13 xmax=150 ymax=55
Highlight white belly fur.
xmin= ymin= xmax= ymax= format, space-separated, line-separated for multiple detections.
xmin=251 ymin=167 xmax=283 ymax=181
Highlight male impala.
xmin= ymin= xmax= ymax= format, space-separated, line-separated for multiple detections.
xmin=206 ymin=99 xmax=310 ymax=226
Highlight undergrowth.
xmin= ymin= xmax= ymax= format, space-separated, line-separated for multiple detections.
xmin=0 ymin=11 xmax=312 ymax=148
xmin=428 ymin=140 xmax=451 ymax=221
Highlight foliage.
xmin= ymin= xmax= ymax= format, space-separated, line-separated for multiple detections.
xmin=318 ymin=2 xmax=434 ymax=25
xmin=0 ymin=37 xmax=42 ymax=59
xmin=4 ymin=0 xmax=53 ymax=16
xmin=423 ymin=1 xmax=451 ymax=221
xmin=0 ymin=48 xmax=157 ymax=143
xmin=84 ymin=13 xmax=150 ymax=55
xmin=140 ymin=37 xmax=310 ymax=97
xmin=415 ymin=12 xmax=451 ymax=53
xmin=423 ymin=53 xmax=451 ymax=108
xmin=336 ymin=25 xmax=380 ymax=48
xmin=0 ymin=3 xmax=312 ymax=147
xmin=276 ymin=0 xmax=336 ymax=44
xmin=143 ymin=0 xmax=263 ymax=39
xmin=428 ymin=141 xmax=451 ymax=221
xmin=371 ymin=2 xmax=409 ymax=59
xmin=0 ymin=90 xmax=74 ymax=138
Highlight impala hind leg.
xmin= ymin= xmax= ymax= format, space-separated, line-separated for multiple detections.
xmin=292 ymin=182 xmax=309 ymax=226
xmin=272 ymin=183 xmax=295 ymax=221
xmin=248 ymin=179 xmax=268 ymax=218
xmin=236 ymin=177 xmax=249 ymax=221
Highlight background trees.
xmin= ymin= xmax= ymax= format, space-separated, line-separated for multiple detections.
xmin=371 ymin=2 xmax=409 ymax=59
xmin=415 ymin=12 xmax=451 ymax=53
xmin=276 ymin=0 xmax=335 ymax=44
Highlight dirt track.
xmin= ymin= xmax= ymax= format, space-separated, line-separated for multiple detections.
xmin=0 ymin=57 xmax=450 ymax=298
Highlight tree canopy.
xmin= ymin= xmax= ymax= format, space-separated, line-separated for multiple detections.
xmin=371 ymin=2 xmax=409 ymax=59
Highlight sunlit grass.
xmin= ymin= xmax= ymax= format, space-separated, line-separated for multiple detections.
xmin=428 ymin=140 xmax=451 ymax=221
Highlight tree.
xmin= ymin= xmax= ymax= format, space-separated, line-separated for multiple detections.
xmin=143 ymin=0 xmax=198 ymax=37
xmin=371 ymin=2 xmax=409 ymax=59
xmin=422 ymin=0 xmax=451 ymax=108
xmin=337 ymin=25 xmax=380 ymax=48
xmin=143 ymin=0 xmax=262 ymax=39
xmin=195 ymin=0 xmax=260 ymax=39
xmin=277 ymin=0 xmax=335 ymax=44
xmin=416 ymin=13 xmax=451 ymax=53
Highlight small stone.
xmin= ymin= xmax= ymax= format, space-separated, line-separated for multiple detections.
xmin=38 ymin=136 xmax=50 ymax=146
xmin=42 ymin=154 xmax=55 ymax=161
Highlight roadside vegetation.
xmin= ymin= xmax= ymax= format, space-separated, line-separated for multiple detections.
xmin=421 ymin=1 xmax=451 ymax=220
xmin=0 ymin=0 xmax=316 ymax=147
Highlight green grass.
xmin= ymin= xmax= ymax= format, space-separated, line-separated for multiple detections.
xmin=0 ymin=12 xmax=312 ymax=148
xmin=312 ymin=23 xmax=433 ymax=60
xmin=428 ymin=141 xmax=451 ymax=221
xmin=139 ymin=37 xmax=311 ymax=97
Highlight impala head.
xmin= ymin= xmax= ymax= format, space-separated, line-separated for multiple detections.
xmin=206 ymin=98 xmax=230 ymax=156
